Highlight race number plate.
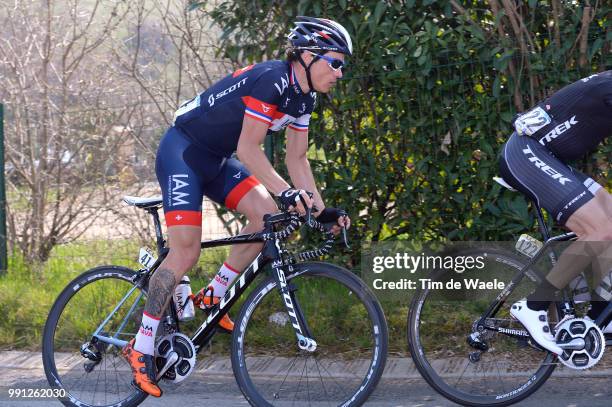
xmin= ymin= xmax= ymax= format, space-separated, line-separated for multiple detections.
xmin=515 ymin=234 xmax=543 ymax=258
xmin=514 ymin=106 xmax=552 ymax=136
xmin=138 ymin=247 xmax=157 ymax=269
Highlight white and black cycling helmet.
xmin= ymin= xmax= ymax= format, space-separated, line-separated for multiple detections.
xmin=288 ymin=16 xmax=353 ymax=56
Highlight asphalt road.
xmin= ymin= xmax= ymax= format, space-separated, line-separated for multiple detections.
xmin=1 ymin=351 xmax=610 ymax=406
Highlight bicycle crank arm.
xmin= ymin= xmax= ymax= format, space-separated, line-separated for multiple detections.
xmin=557 ymin=338 xmax=586 ymax=351
xmin=156 ymin=351 xmax=179 ymax=381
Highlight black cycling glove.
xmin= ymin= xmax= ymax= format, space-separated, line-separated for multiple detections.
xmin=277 ymin=188 xmax=310 ymax=211
xmin=315 ymin=207 xmax=347 ymax=224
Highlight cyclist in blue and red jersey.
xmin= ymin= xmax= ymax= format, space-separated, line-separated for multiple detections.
xmin=498 ymin=71 xmax=612 ymax=355
xmin=122 ymin=17 xmax=353 ymax=397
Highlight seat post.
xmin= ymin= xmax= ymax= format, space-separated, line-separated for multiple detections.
xmin=532 ymin=201 xmax=551 ymax=241
xmin=146 ymin=207 xmax=165 ymax=254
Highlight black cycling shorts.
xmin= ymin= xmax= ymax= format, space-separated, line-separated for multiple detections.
xmin=499 ymin=133 xmax=601 ymax=226
xmin=155 ymin=127 xmax=260 ymax=227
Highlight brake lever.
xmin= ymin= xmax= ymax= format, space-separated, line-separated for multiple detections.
xmin=300 ymin=192 xmax=316 ymax=226
xmin=305 ymin=204 xmax=319 ymax=227
xmin=342 ymin=225 xmax=350 ymax=249
xmin=306 ymin=205 xmax=313 ymax=226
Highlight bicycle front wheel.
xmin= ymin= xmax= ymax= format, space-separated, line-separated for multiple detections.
xmin=42 ymin=266 xmax=148 ymax=407
xmin=407 ymin=248 xmax=557 ymax=406
xmin=231 ymin=261 xmax=388 ymax=407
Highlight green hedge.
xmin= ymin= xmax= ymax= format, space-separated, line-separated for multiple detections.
xmin=202 ymin=1 xmax=610 ymax=265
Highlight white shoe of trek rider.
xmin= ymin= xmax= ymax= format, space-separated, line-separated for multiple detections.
xmin=510 ymin=299 xmax=563 ymax=355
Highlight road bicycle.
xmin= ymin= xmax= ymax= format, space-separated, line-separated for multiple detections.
xmin=407 ymin=177 xmax=611 ymax=406
xmin=42 ymin=196 xmax=388 ymax=407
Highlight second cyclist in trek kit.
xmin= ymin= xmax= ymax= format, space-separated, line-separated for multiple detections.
xmin=499 ymin=71 xmax=612 ymax=355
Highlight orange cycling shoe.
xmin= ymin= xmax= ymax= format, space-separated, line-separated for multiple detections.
xmin=122 ymin=339 xmax=162 ymax=397
xmin=192 ymin=288 xmax=234 ymax=332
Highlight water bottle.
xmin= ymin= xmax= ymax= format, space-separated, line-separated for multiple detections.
xmin=174 ymin=276 xmax=195 ymax=321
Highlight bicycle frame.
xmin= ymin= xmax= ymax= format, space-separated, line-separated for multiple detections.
xmin=92 ymin=209 xmax=319 ymax=353
xmin=474 ymin=200 xmax=612 ymax=345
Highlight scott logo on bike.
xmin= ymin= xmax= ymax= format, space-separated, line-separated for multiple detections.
xmin=193 ymin=256 xmax=262 ymax=343
xmin=275 ymin=268 xmax=304 ymax=336
xmin=521 ymin=145 xmax=571 ymax=186
xmin=169 ymin=174 xmax=190 ymax=206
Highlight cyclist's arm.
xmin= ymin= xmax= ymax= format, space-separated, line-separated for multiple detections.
xmin=285 ymin=127 xmax=325 ymax=214
xmin=236 ymin=115 xmax=290 ymax=195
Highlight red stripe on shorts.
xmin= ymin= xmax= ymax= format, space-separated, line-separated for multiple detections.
xmin=225 ymin=176 xmax=259 ymax=210
xmin=165 ymin=210 xmax=202 ymax=227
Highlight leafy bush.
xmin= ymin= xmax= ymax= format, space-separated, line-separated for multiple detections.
xmin=203 ymin=1 xmax=610 ymax=267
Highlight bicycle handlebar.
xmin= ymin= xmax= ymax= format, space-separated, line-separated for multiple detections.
xmin=261 ymin=207 xmax=348 ymax=260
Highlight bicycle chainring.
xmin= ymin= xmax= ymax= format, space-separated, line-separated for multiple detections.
xmin=555 ymin=317 xmax=605 ymax=370
xmin=155 ymin=333 xmax=197 ymax=383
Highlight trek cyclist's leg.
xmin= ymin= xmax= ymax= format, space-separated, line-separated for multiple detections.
xmin=566 ymin=188 xmax=612 ymax=330
xmin=597 ymin=187 xmax=612 ymax=215
xmin=124 ymin=127 xmax=205 ymax=397
xmin=197 ymin=158 xmax=277 ymax=331
xmin=499 ymin=134 xmax=598 ymax=354
xmin=589 ymin=239 xmax=612 ymax=331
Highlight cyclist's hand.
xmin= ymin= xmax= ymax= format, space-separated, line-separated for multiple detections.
xmin=277 ymin=188 xmax=313 ymax=216
xmin=316 ymin=208 xmax=350 ymax=235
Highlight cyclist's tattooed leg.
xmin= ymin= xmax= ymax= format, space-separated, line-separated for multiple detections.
xmin=145 ymin=268 xmax=177 ymax=316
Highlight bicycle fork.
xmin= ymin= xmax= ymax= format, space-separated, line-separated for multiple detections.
xmin=272 ymin=263 xmax=317 ymax=351
xmin=269 ymin=240 xmax=317 ymax=352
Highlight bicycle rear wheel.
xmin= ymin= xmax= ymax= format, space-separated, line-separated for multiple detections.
xmin=407 ymin=248 xmax=557 ymax=406
xmin=42 ymin=266 xmax=148 ymax=407
xmin=231 ymin=261 xmax=388 ymax=406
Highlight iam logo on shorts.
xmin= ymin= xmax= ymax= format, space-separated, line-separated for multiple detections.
xmin=169 ymin=174 xmax=190 ymax=206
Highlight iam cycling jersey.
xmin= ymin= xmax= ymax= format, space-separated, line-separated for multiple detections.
xmin=156 ymin=60 xmax=317 ymax=227
xmin=499 ymin=71 xmax=611 ymax=226
xmin=173 ymin=60 xmax=317 ymax=157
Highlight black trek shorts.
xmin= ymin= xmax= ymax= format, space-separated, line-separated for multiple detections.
xmin=499 ymin=133 xmax=602 ymax=226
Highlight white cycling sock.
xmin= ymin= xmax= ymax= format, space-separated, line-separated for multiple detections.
xmin=134 ymin=311 xmax=160 ymax=355
xmin=208 ymin=262 xmax=240 ymax=298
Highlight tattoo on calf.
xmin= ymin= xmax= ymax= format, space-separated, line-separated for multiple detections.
xmin=145 ymin=268 xmax=176 ymax=317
